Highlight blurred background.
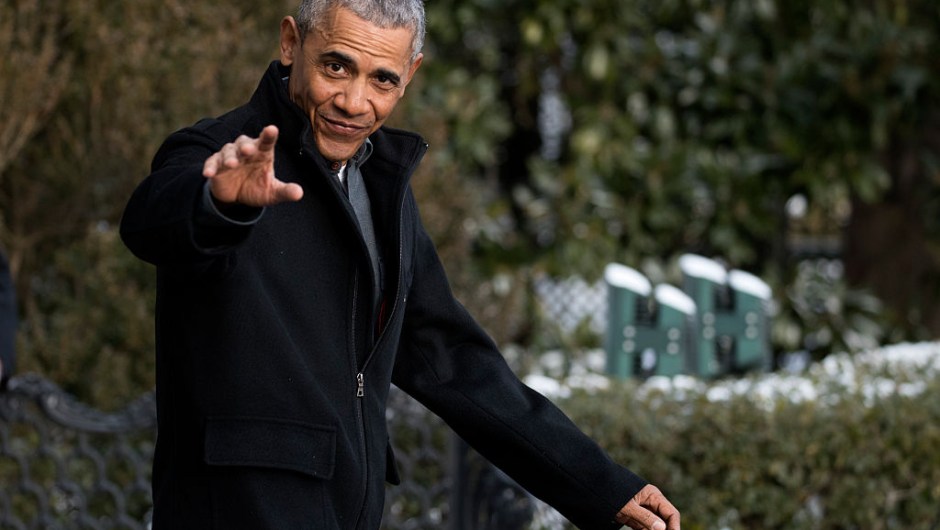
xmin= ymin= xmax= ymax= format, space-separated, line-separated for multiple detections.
xmin=1 ymin=0 xmax=939 ymax=527
xmin=2 ymin=0 xmax=937 ymax=406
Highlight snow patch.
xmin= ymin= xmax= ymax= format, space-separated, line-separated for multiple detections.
xmin=654 ymin=284 xmax=697 ymax=315
xmin=679 ymin=254 xmax=727 ymax=284
xmin=604 ymin=263 xmax=652 ymax=295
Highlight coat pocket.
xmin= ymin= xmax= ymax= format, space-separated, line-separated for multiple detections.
xmin=204 ymin=416 xmax=336 ymax=480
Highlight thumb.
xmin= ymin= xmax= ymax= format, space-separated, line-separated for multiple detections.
xmin=274 ymin=181 xmax=304 ymax=203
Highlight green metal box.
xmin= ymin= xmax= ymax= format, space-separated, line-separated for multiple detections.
xmin=678 ymin=254 xmax=772 ymax=378
xmin=604 ymin=263 xmax=697 ymax=379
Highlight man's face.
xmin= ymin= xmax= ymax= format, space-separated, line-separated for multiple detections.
xmin=280 ymin=8 xmax=423 ymax=164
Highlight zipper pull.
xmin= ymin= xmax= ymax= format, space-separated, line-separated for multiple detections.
xmin=356 ymin=373 xmax=365 ymax=398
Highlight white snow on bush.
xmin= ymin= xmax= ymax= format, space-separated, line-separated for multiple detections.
xmin=524 ymin=342 xmax=940 ymax=409
xmin=521 ymin=342 xmax=940 ymax=530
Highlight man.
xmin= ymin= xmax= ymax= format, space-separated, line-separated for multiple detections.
xmin=0 ymin=249 xmax=15 ymax=389
xmin=120 ymin=1 xmax=680 ymax=529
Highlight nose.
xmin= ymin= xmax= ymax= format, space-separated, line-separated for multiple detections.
xmin=335 ymin=78 xmax=370 ymax=116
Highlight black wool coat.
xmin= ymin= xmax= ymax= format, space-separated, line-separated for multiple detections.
xmin=0 ymin=249 xmax=15 ymax=387
xmin=120 ymin=61 xmax=646 ymax=530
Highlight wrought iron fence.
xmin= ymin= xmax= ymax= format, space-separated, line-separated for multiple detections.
xmin=0 ymin=374 xmax=155 ymax=529
xmin=0 ymin=374 xmax=537 ymax=530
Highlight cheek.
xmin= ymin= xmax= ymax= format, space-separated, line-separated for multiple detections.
xmin=307 ymin=80 xmax=344 ymax=112
xmin=308 ymin=81 xmax=331 ymax=103
xmin=288 ymin=77 xmax=314 ymax=109
xmin=371 ymin=94 xmax=403 ymax=121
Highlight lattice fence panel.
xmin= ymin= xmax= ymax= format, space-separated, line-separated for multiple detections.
xmin=1 ymin=378 xmax=536 ymax=530
xmin=0 ymin=375 xmax=156 ymax=530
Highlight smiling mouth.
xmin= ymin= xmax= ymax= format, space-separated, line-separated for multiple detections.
xmin=320 ymin=116 xmax=369 ymax=137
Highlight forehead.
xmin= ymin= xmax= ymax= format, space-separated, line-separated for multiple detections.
xmin=309 ymin=7 xmax=414 ymax=71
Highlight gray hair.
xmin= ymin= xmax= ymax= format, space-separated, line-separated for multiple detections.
xmin=296 ymin=0 xmax=426 ymax=62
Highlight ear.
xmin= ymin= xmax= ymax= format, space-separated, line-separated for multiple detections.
xmin=280 ymin=16 xmax=301 ymax=66
xmin=400 ymin=53 xmax=424 ymax=95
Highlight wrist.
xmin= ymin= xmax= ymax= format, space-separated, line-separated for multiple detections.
xmin=201 ymin=182 xmax=264 ymax=225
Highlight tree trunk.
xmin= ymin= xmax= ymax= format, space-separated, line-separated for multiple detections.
xmin=843 ymin=126 xmax=940 ymax=336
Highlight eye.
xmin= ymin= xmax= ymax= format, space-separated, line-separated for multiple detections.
xmin=374 ymin=74 xmax=401 ymax=91
xmin=325 ymin=62 xmax=346 ymax=76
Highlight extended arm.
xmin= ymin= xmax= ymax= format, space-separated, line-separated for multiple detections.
xmin=393 ymin=218 xmax=680 ymax=529
xmin=120 ymin=124 xmax=301 ymax=265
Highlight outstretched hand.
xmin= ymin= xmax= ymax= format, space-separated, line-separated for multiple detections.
xmin=615 ymin=485 xmax=680 ymax=530
xmin=202 ymin=125 xmax=303 ymax=207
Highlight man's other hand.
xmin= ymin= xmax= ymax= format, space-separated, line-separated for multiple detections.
xmin=202 ymin=125 xmax=303 ymax=207
xmin=615 ymin=484 xmax=680 ymax=530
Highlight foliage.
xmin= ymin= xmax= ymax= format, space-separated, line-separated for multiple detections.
xmin=553 ymin=352 xmax=940 ymax=530
xmin=1 ymin=0 xmax=939 ymax=405
xmin=0 ymin=0 xmax=72 ymax=179
xmin=402 ymin=0 xmax=940 ymax=353
xmin=773 ymin=258 xmax=898 ymax=360
xmin=0 ymin=0 xmax=292 ymax=405
xmin=22 ymin=224 xmax=156 ymax=410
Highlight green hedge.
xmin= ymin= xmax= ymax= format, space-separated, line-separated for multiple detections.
xmin=549 ymin=346 xmax=940 ymax=529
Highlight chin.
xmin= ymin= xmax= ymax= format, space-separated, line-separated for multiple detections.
xmin=320 ymin=143 xmax=362 ymax=163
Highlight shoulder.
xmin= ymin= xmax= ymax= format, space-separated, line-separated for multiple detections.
xmin=152 ymin=104 xmax=261 ymax=169
xmin=371 ymin=126 xmax=425 ymax=150
xmin=188 ymin=104 xmax=262 ymax=145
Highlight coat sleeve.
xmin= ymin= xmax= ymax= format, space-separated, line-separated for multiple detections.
xmin=119 ymin=122 xmax=261 ymax=266
xmin=391 ymin=216 xmax=646 ymax=530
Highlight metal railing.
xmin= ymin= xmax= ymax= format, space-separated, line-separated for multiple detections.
xmin=0 ymin=374 xmax=535 ymax=530
xmin=0 ymin=374 xmax=155 ymax=529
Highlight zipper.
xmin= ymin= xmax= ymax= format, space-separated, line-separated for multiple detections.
xmin=354 ymin=141 xmax=428 ymax=384
xmin=353 ymin=384 xmax=368 ymax=530
xmin=350 ymin=270 xmax=370 ymax=530
xmin=351 ymin=141 xmax=428 ymax=529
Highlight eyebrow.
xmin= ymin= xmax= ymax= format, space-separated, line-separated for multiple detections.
xmin=318 ymin=50 xmax=402 ymax=85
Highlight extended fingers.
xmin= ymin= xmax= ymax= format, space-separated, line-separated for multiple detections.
xmin=202 ymin=142 xmax=245 ymax=177
xmin=274 ymin=181 xmax=304 ymax=203
xmin=257 ymin=125 xmax=279 ymax=151
xmin=202 ymin=152 xmax=222 ymax=177
xmin=203 ymin=134 xmax=269 ymax=178
xmin=223 ymin=140 xmax=249 ymax=168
